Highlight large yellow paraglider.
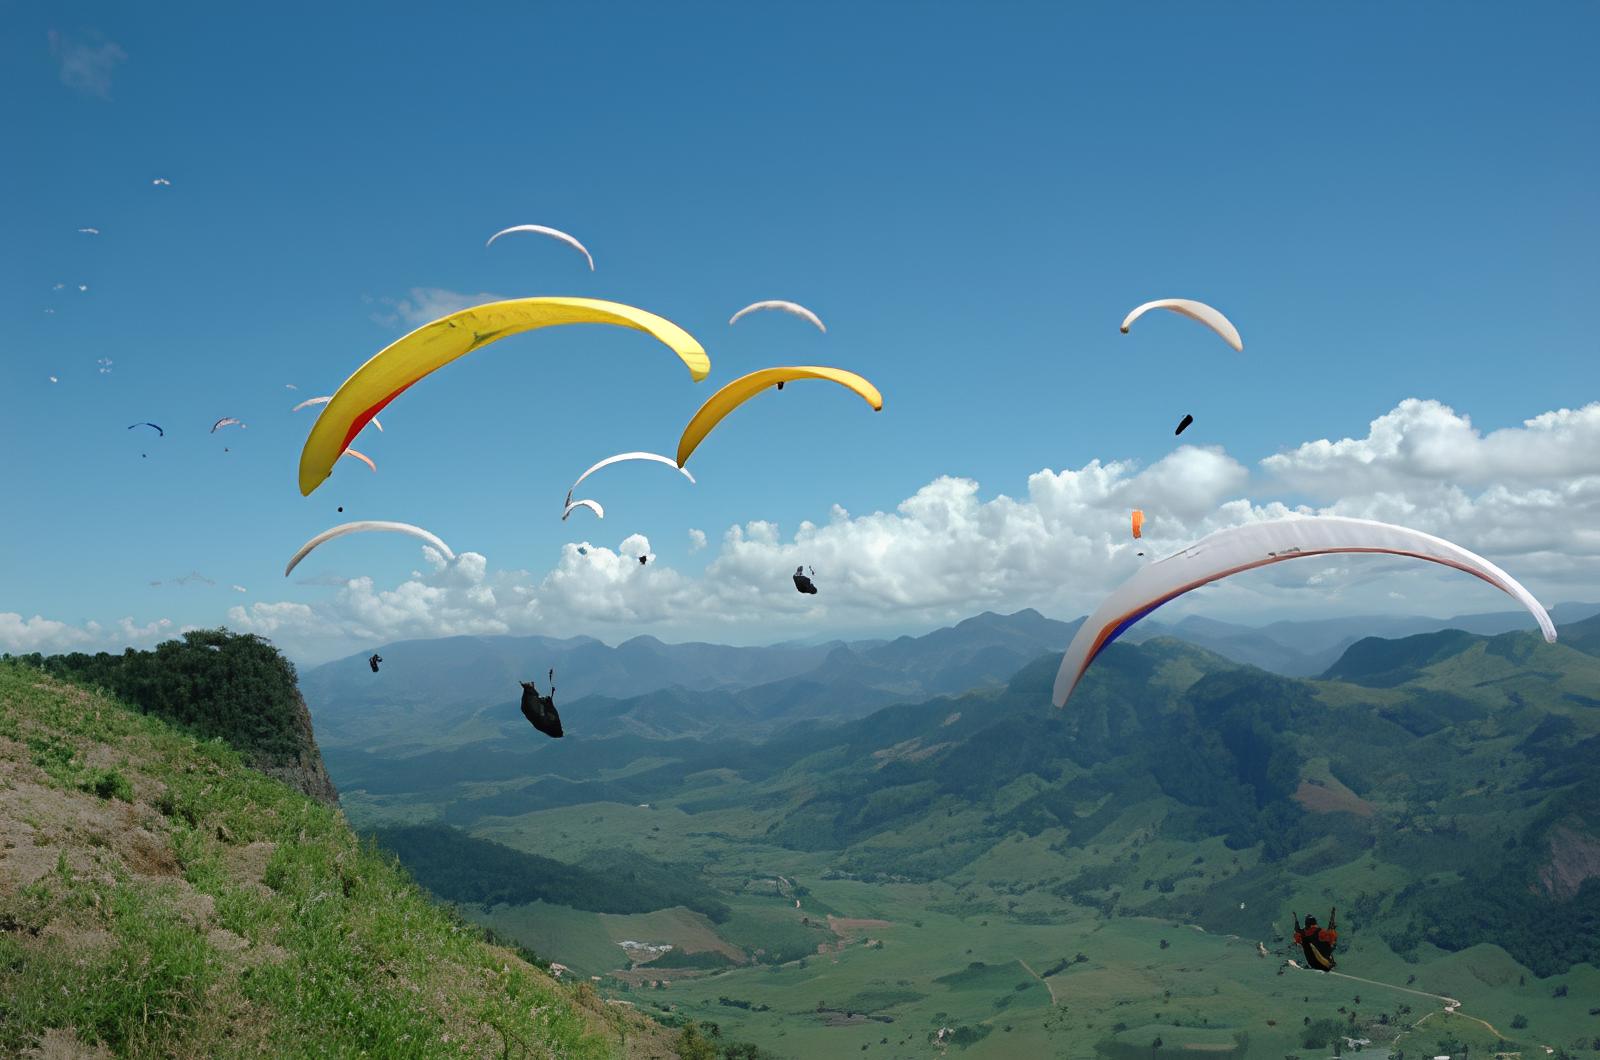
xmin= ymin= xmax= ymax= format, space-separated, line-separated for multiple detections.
xmin=675 ymin=366 xmax=883 ymax=467
xmin=298 ymin=298 xmax=711 ymax=495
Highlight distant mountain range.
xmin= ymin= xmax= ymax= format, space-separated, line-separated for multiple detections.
xmin=303 ymin=602 xmax=1599 ymax=750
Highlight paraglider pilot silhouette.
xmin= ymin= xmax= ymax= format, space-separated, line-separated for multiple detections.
xmin=1293 ymin=908 xmax=1337 ymax=971
xmin=368 ymin=653 xmax=382 ymax=673
xmin=520 ymin=669 xmax=564 ymax=739
xmin=793 ymin=566 xmax=818 ymax=594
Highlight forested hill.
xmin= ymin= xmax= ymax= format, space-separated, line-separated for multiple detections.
xmin=0 ymin=661 xmax=686 ymax=1058
xmin=5 ymin=629 xmax=338 ymax=805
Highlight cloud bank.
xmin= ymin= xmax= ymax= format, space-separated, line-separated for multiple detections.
xmin=9 ymin=399 xmax=1598 ymax=662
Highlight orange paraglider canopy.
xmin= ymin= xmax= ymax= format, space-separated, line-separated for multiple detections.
xmin=1131 ymin=510 xmax=1145 ymax=539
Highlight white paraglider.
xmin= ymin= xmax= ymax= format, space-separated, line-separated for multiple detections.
xmin=1120 ymin=299 xmax=1243 ymax=352
xmin=342 ymin=448 xmax=377 ymax=473
xmin=284 ymin=521 xmax=456 ymax=577
xmin=565 ymin=452 xmax=695 ymax=507
xmin=562 ymin=499 xmax=605 ymax=521
xmin=728 ymin=300 xmax=827 ymax=334
xmin=294 ymin=395 xmax=382 ymax=431
xmin=1052 ymin=516 xmax=1555 ymax=707
xmin=485 ymin=224 xmax=595 ymax=271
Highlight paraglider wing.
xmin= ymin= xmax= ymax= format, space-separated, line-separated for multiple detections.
xmin=284 ymin=520 xmax=456 ymax=577
xmin=211 ymin=417 xmax=244 ymax=433
xmin=128 ymin=422 xmax=165 ymax=436
xmin=1120 ymin=299 xmax=1243 ymax=352
xmin=676 ymin=366 xmax=882 ymax=467
xmin=728 ymin=300 xmax=827 ymax=334
xmin=485 ymin=224 xmax=596 ymax=271
xmin=1175 ymin=414 xmax=1194 ymax=436
xmin=294 ymin=395 xmax=382 ymax=431
xmin=298 ymin=298 xmax=709 ymax=495
xmin=1131 ymin=510 xmax=1144 ymax=540
xmin=1051 ymin=516 xmax=1556 ymax=707
xmin=568 ymin=452 xmax=695 ymax=501
xmin=562 ymin=499 xmax=604 ymax=521
xmin=342 ymin=448 xmax=377 ymax=472
xmin=519 ymin=681 xmax=565 ymax=738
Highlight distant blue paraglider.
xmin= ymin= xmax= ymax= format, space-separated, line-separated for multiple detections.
xmin=128 ymin=422 xmax=165 ymax=436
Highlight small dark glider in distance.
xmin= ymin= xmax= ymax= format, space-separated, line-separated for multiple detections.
xmin=128 ymin=422 xmax=165 ymax=436
xmin=793 ymin=566 xmax=818 ymax=594
xmin=368 ymin=653 xmax=382 ymax=673
xmin=519 ymin=670 xmax=564 ymax=738
xmin=1175 ymin=414 xmax=1194 ymax=436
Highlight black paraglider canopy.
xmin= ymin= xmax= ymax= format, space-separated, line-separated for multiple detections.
xmin=1175 ymin=413 xmax=1194 ymax=436
xmin=792 ymin=565 xmax=818 ymax=594
xmin=520 ymin=672 xmax=564 ymax=738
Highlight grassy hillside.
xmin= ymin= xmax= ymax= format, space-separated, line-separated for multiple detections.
xmin=0 ymin=661 xmax=684 ymax=1058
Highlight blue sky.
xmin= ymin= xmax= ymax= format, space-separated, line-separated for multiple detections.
xmin=4 ymin=2 xmax=1597 ymax=661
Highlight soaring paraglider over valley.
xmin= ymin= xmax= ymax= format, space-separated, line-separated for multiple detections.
xmin=1294 ymin=910 xmax=1339 ymax=972
xmin=728 ymin=300 xmax=827 ymax=333
xmin=1120 ymin=298 xmax=1244 ymax=352
xmin=485 ymin=224 xmax=596 ymax=271
xmin=519 ymin=670 xmax=564 ymax=739
xmin=1051 ymin=516 xmax=1557 ymax=708
xmin=297 ymin=297 xmax=710 ymax=495
xmin=283 ymin=521 xmax=456 ymax=577
xmin=562 ymin=499 xmax=604 ymax=521
xmin=675 ymin=366 xmax=883 ymax=467
xmin=127 ymin=422 xmax=164 ymax=436
xmin=1175 ymin=413 xmax=1194 ymax=435
xmin=210 ymin=417 xmax=244 ymax=433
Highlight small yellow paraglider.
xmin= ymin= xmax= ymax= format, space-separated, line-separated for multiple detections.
xmin=676 ymin=366 xmax=882 ymax=467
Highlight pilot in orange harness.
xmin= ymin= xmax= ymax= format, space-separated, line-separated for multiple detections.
xmin=1293 ymin=908 xmax=1338 ymax=971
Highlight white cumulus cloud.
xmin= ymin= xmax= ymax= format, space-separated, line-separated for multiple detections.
xmin=13 ymin=398 xmax=1597 ymax=664
xmin=373 ymin=287 xmax=507 ymax=329
xmin=49 ymin=31 xmax=126 ymax=99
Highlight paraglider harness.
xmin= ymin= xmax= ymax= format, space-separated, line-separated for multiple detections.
xmin=793 ymin=566 xmax=818 ymax=595
xmin=1293 ymin=909 xmax=1338 ymax=971
xmin=368 ymin=653 xmax=382 ymax=673
xmin=520 ymin=669 xmax=564 ymax=739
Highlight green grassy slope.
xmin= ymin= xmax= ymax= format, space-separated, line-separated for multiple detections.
xmin=0 ymin=662 xmax=682 ymax=1059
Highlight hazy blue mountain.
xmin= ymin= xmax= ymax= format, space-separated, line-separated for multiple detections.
xmin=306 ymin=609 xmax=1078 ymax=749
xmin=1140 ymin=601 xmax=1600 ymax=676
xmin=305 ymin=604 xmax=1599 ymax=751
